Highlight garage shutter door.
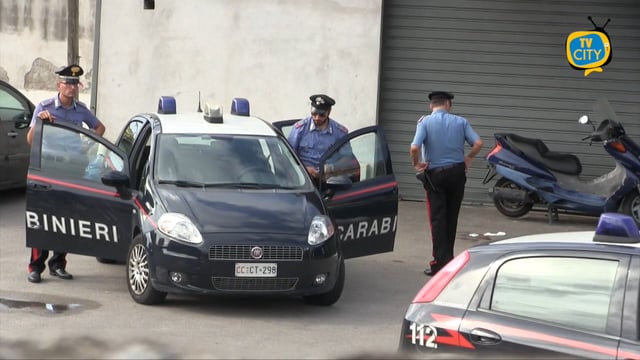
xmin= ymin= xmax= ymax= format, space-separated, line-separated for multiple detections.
xmin=379 ymin=0 xmax=640 ymax=203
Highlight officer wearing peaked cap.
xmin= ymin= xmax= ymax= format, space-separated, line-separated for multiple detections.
xmin=409 ymin=90 xmax=483 ymax=277
xmin=310 ymin=94 xmax=336 ymax=112
xmin=427 ymin=91 xmax=454 ymax=100
xmin=27 ymin=64 xmax=105 ymax=145
xmin=25 ymin=64 xmax=106 ymax=284
xmin=55 ymin=64 xmax=84 ymax=83
xmin=287 ymin=94 xmax=351 ymax=179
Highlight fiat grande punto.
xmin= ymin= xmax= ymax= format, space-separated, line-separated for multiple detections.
xmin=25 ymin=96 xmax=399 ymax=306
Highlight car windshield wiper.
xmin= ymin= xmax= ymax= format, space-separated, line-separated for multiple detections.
xmin=214 ymin=182 xmax=271 ymax=189
xmin=200 ymin=182 xmax=298 ymax=190
xmin=157 ymin=179 xmax=206 ymax=188
xmin=235 ymin=183 xmax=300 ymax=190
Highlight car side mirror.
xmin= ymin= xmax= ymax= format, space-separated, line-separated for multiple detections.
xmin=102 ymin=170 xmax=132 ymax=199
xmin=319 ymin=176 xmax=352 ymax=200
xmin=326 ymin=175 xmax=352 ymax=190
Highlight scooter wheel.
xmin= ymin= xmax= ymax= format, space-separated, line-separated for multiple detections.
xmin=493 ymin=177 xmax=534 ymax=218
xmin=620 ymin=190 xmax=640 ymax=226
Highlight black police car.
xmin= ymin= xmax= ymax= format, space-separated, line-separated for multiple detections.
xmin=25 ymin=96 xmax=398 ymax=306
xmin=398 ymin=212 xmax=640 ymax=359
xmin=0 ymin=80 xmax=33 ymax=191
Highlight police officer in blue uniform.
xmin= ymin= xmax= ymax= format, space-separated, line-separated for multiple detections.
xmin=26 ymin=64 xmax=106 ymax=283
xmin=287 ymin=94 xmax=349 ymax=180
xmin=409 ymin=91 xmax=483 ymax=276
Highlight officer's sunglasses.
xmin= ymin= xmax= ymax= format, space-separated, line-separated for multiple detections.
xmin=311 ymin=111 xmax=328 ymax=118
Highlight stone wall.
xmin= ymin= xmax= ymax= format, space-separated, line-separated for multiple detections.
xmin=0 ymin=0 xmax=95 ymax=93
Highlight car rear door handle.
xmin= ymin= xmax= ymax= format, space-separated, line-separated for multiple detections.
xmin=7 ymin=130 xmax=18 ymax=138
xmin=469 ymin=328 xmax=502 ymax=345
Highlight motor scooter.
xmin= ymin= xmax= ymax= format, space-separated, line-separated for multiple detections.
xmin=483 ymin=98 xmax=640 ymax=224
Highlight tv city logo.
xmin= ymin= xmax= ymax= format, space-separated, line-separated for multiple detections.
xmin=566 ymin=17 xmax=612 ymax=77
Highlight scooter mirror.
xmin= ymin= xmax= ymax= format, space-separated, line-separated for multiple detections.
xmin=578 ymin=115 xmax=590 ymax=124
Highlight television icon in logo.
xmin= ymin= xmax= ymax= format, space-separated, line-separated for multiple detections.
xmin=566 ymin=17 xmax=612 ymax=77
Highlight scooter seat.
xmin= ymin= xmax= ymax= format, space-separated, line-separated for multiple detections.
xmin=500 ymin=133 xmax=582 ymax=175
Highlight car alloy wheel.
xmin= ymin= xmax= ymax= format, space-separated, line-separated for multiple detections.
xmin=126 ymin=235 xmax=167 ymax=305
xmin=128 ymin=243 xmax=149 ymax=295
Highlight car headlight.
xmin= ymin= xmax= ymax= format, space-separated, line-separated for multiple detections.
xmin=308 ymin=215 xmax=335 ymax=245
xmin=157 ymin=213 xmax=203 ymax=244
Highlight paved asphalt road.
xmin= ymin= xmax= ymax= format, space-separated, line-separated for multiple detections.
xmin=0 ymin=188 xmax=598 ymax=359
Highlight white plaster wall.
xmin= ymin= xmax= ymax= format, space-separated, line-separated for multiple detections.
xmin=0 ymin=0 xmax=95 ymax=88
xmin=95 ymin=0 xmax=382 ymax=140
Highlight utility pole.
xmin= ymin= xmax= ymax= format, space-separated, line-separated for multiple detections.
xmin=67 ymin=0 xmax=79 ymax=66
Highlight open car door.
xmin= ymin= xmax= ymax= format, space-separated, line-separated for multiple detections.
xmin=271 ymin=119 xmax=298 ymax=139
xmin=25 ymin=120 xmax=133 ymax=262
xmin=318 ymin=126 xmax=398 ymax=258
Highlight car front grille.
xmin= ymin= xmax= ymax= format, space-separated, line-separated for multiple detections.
xmin=212 ymin=277 xmax=298 ymax=292
xmin=208 ymin=245 xmax=303 ymax=261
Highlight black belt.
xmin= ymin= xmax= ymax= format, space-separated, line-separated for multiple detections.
xmin=428 ymin=162 xmax=464 ymax=174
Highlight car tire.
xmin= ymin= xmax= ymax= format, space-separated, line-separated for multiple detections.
xmin=493 ymin=177 xmax=534 ymax=218
xmin=302 ymin=257 xmax=345 ymax=306
xmin=620 ymin=190 xmax=640 ymax=226
xmin=127 ymin=234 xmax=167 ymax=305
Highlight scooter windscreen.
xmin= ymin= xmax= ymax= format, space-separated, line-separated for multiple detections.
xmin=589 ymin=97 xmax=624 ymax=141
xmin=592 ymin=97 xmax=617 ymax=121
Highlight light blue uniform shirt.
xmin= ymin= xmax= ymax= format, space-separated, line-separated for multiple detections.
xmin=287 ymin=117 xmax=349 ymax=168
xmin=411 ymin=109 xmax=480 ymax=169
xmin=30 ymin=94 xmax=100 ymax=153
xmin=30 ymin=94 xmax=100 ymax=129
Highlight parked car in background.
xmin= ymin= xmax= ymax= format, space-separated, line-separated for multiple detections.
xmin=0 ymin=80 xmax=33 ymax=191
xmin=399 ymin=212 xmax=640 ymax=359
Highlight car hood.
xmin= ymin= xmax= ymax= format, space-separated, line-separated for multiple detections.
xmin=157 ymin=188 xmax=323 ymax=234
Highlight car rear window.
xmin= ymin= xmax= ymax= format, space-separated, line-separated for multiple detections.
xmin=490 ymin=256 xmax=618 ymax=333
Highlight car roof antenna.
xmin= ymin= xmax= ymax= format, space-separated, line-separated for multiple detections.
xmin=197 ymin=91 xmax=203 ymax=113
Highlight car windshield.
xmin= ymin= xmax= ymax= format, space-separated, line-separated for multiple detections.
xmin=155 ymin=134 xmax=310 ymax=189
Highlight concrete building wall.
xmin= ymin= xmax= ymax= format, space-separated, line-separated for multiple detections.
xmin=0 ymin=0 xmax=95 ymax=91
xmin=2 ymin=0 xmax=383 ymax=141
xmin=95 ymin=0 xmax=383 ymax=140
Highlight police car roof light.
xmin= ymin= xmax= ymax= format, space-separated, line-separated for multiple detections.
xmin=158 ymin=96 xmax=177 ymax=114
xmin=203 ymin=103 xmax=223 ymax=123
xmin=231 ymin=98 xmax=250 ymax=116
xmin=593 ymin=212 xmax=640 ymax=244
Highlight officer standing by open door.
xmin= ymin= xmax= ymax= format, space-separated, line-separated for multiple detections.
xmin=26 ymin=64 xmax=106 ymax=283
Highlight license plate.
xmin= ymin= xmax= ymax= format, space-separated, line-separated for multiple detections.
xmin=234 ymin=263 xmax=277 ymax=277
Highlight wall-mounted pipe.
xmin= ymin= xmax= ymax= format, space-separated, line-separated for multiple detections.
xmin=90 ymin=0 xmax=101 ymax=114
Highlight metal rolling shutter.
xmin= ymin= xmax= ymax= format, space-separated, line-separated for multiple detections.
xmin=379 ymin=0 xmax=640 ymax=203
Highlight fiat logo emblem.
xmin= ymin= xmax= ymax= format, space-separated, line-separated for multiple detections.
xmin=250 ymin=246 xmax=263 ymax=259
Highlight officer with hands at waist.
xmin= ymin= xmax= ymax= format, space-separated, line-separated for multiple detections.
xmin=26 ymin=64 xmax=106 ymax=284
xmin=287 ymin=94 xmax=349 ymax=180
xmin=409 ymin=91 xmax=483 ymax=276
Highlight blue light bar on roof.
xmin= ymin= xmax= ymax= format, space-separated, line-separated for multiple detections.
xmin=593 ymin=212 xmax=640 ymax=244
xmin=158 ymin=96 xmax=177 ymax=114
xmin=231 ymin=98 xmax=250 ymax=116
